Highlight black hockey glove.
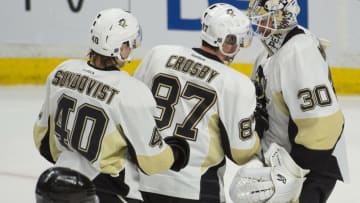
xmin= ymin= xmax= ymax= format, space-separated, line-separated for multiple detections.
xmin=254 ymin=104 xmax=269 ymax=139
xmin=253 ymin=65 xmax=269 ymax=138
xmin=164 ymin=136 xmax=190 ymax=171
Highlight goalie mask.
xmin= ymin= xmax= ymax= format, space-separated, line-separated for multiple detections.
xmin=201 ymin=3 xmax=253 ymax=59
xmin=90 ymin=8 xmax=142 ymax=62
xmin=247 ymin=0 xmax=300 ymax=39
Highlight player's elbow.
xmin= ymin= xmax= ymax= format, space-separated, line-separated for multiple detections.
xmin=137 ymin=146 xmax=175 ymax=175
xmin=232 ymin=135 xmax=261 ymax=165
xmin=294 ymin=110 xmax=345 ymax=150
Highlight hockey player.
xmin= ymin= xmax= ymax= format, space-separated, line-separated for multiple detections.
xmin=33 ymin=8 xmax=190 ymax=203
xmin=230 ymin=0 xmax=346 ymax=202
xmin=133 ymin=3 xmax=260 ymax=203
xmin=36 ymin=167 xmax=99 ymax=203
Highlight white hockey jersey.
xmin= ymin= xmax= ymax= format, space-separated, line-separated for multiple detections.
xmin=134 ymin=45 xmax=260 ymax=201
xmin=251 ymin=27 xmax=348 ymax=182
xmin=33 ymin=59 xmax=176 ymax=199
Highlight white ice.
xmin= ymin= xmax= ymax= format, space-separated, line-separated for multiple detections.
xmin=0 ymin=86 xmax=358 ymax=203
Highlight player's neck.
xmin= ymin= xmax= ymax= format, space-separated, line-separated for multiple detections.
xmin=200 ymin=46 xmax=225 ymax=63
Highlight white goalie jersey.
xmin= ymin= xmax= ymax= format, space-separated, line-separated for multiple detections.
xmin=33 ymin=59 xmax=176 ymax=199
xmin=134 ymin=45 xmax=260 ymax=201
xmin=251 ymin=28 xmax=348 ymax=183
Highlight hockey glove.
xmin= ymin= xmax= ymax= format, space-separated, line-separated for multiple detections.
xmin=254 ymin=105 xmax=269 ymax=139
xmin=253 ymin=65 xmax=269 ymax=138
xmin=263 ymin=143 xmax=310 ymax=203
xmin=229 ymin=157 xmax=274 ymax=203
xmin=229 ymin=143 xmax=309 ymax=203
xmin=164 ymin=136 xmax=190 ymax=171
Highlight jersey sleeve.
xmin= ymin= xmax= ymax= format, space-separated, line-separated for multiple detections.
xmin=33 ymin=69 xmax=58 ymax=163
xmin=117 ymin=82 xmax=175 ymax=175
xmin=280 ymin=36 xmax=344 ymax=174
xmin=219 ymin=73 xmax=260 ymax=165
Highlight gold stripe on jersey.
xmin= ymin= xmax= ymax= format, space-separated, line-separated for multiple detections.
xmin=137 ymin=145 xmax=174 ymax=175
xmin=294 ymin=110 xmax=344 ymax=150
xmin=49 ymin=114 xmax=61 ymax=161
xmin=33 ymin=124 xmax=48 ymax=149
xmin=99 ymin=128 xmax=127 ymax=176
xmin=201 ymin=114 xmax=224 ymax=174
xmin=33 ymin=115 xmax=61 ymax=161
xmin=272 ymin=92 xmax=290 ymax=116
xmin=231 ymin=134 xmax=260 ymax=165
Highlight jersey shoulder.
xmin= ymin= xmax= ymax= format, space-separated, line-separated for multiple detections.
xmin=151 ymin=44 xmax=186 ymax=52
xmin=55 ymin=59 xmax=87 ymax=70
xmin=118 ymin=76 xmax=156 ymax=108
xmin=148 ymin=44 xmax=189 ymax=59
xmin=280 ymin=32 xmax=320 ymax=59
xmin=47 ymin=59 xmax=86 ymax=79
xmin=277 ymin=32 xmax=327 ymax=76
xmin=219 ymin=66 xmax=256 ymax=101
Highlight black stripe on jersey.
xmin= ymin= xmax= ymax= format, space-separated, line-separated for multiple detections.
xmin=282 ymin=26 xmax=305 ymax=47
xmin=192 ymin=48 xmax=222 ymax=63
xmin=39 ymin=117 xmax=55 ymax=164
xmin=288 ymin=118 xmax=344 ymax=181
xmin=120 ymin=132 xmax=147 ymax=175
xmin=200 ymin=158 xmax=226 ymax=202
xmin=218 ymin=119 xmax=234 ymax=162
xmin=87 ymin=61 xmax=120 ymax=71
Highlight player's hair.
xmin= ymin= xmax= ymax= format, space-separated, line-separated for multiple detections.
xmin=88 ymin=50 xmax=119 ymax=68
xmin=201 ymin=40 xmax=219 ymax=52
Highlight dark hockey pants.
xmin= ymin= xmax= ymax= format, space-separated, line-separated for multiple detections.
xmin=141 ymin=191 xmax=224 ymax=203
xmin=299 ymin=174 xmax=337 ymax=203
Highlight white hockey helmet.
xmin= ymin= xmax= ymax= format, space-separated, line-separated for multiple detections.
xmin=201 ymin=3 xmax=253 ymax=58
xmin=89 ymin=8 xmax=142 ymax=61
xmin=247 ymin=0 xmax=300 ymax=38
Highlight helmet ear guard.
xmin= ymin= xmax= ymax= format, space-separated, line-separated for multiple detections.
xmin=89 ymin=8 xmax=142 ymax=62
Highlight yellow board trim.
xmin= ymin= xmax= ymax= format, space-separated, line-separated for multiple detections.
xmin=0 ymin=58 xmax=359 ymax=95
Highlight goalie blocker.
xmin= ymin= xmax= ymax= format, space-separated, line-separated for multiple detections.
xmin=229 ymin=143 xmax=309 ymax=203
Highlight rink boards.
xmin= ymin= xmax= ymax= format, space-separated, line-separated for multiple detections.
xmin=0 ymin=58 xmax=359 ymax=95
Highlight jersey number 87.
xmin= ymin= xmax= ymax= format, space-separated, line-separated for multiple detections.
xmin=151 ymin=73 xmax=216 ymax=141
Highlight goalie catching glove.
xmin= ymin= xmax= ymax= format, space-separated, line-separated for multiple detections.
xmin=229 ymin=143 xmax=309 ymax=203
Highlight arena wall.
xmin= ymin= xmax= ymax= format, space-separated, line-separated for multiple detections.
xmin=1 ymin=0 xmax=359 ymax=94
